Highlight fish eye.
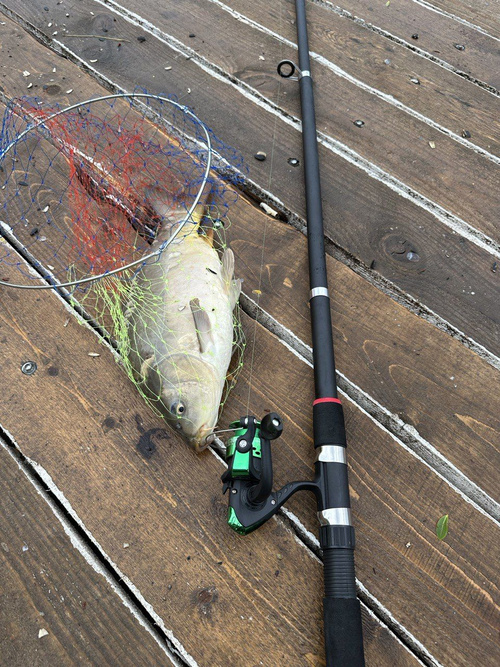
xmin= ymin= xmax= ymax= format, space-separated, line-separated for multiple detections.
xmin=170 ymin=401 xmax=186 ymax=417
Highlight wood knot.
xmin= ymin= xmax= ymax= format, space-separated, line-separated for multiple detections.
xmin=193 ymin=586 xmax=218 ymax=621
xmin=43 ymin=84 xmax=61 ymax=96
xmin=381 ymin=234 xmax=422 ymax=266
xmin=102 ymin=416 xmax=117 ymax=433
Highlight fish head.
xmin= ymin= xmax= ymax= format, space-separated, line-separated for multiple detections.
xmin=155 ymin=354 xmax=222 ymax=452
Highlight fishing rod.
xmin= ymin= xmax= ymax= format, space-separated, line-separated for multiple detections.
xmin=221 ymin=1 xmax=365 ymax=664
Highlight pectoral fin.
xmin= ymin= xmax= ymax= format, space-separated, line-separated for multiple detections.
xmin=221 ymin=248 xmax=241 ymax=309
xmin=139 ymin=355 xmax=162 ymax=399
xmin=221 ymin=248 xmax=235 ymax=290
xmin=190 ymin=298 xmax=214 ymax=354
xmin=229 ymin=278 xmax=242 ymax=310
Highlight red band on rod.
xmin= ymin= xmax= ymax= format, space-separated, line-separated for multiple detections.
xmin=313 ymin=397 xmax=342 ymax=406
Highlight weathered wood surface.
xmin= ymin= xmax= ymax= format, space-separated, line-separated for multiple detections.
xmin=3 ymin=0 xmax=500 ymax=357
xmin=229 ymin=200 xmax=500 ymax=503
xmin=0 ymin=259 xmax=421 ymax=667
xmin=104 ymin=0 xmax=500 ymax=242
xmin=328 ymin=0 xmax=500 ymax=89
xmin=0 ymin=1 xmax=499 ymax=667
xmin=226 ymin=0 xmax=500 ymax=157
xmin=414 ymin=0 xmax=500 ymax=38
xmin=1 ymin=247 xmax=499 ymax=666
xmin=2 ymin=88 xmax=495 ymax=660
xmin=0 ymin=445 xmax=177 ymax=667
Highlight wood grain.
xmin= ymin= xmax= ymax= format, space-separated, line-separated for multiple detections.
xmin=0 ymin=445 xmax=174 ymax=667
xmin=422 ymin=0 xmax=500 ymax=37
xmin=0 ymin=261 xmax=419 ymax=667
xmin=327 ymin=0 xmax=500 ymax=90
xmin=1 ymin=6 xmax=498 ymax=357
xmin=0 ymin=11 xmax=497 ymax=503
xmin=105 ymin=0 xmax=500 ymax=242
xmin=227 ymin=197 xmax=500 ymax=503
xmin=225 ymin=0 xmax=500 ymax=157
xmin=0 ymin=250 xmax=498 ymax=666
xmin=0 ymin=7 xmax=498 ymax=665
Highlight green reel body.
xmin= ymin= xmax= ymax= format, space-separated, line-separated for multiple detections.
xmin=225 ymin=420 xmax=262 ymax=478
xmin=221 ymin=414 xmax=284 ymax=535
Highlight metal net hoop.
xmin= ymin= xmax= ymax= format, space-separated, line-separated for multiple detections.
xmin=0 ymin=92 xmax=214 ymax=290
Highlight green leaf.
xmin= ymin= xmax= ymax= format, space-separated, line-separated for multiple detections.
xmin=436 ymin=514 xmax=449 ymax=540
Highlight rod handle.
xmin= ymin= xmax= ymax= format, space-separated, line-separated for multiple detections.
xmin=323 ymin=548 xmax=365 ymax=666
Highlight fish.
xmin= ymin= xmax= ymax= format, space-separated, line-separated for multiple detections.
xmin=126 ymin=186 xmax=241 ymax=451
xmin=72 ymin=158 xmax=162 ymax=242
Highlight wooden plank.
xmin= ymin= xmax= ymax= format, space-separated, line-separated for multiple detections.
xmin=0 ymin=12 xmax=498 ymax=663
xmin=423 ymin=0 xmax=500 ymax=37
xmin=0 ymin=265 xmax=419 ymax=667
xmin=2 ymin=10 xmax=498 ymax=360
xmin=0 ymin=11 xmax=497 ymax=506
xmin=100 ymin=0 xmax=500 ymax=243
xmin=225 ymin=0 xmax=500 ymax=158
xmin=323 ymin=0 xmax=500 ymax=90
xmin=0 ymin=249 xmax=498 ymax=666
xmin=228 ymin=198 xmax=500 ymax=504
xmin=224 ymin=334 xmax=500 ymax=667
xmin=0 ymin=446 xmax=175 ymax=667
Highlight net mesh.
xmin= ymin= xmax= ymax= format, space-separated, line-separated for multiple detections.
xmin=0 ymin=93 xmax=245 ymax=450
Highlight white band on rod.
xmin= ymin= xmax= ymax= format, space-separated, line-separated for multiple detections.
xmin=310 ymin=287 xmax=329 ymax=299
xmin=318 ymin=508 xmax=352 ymax=526
xmin=315 ymin=446 xmax=347 ymax=464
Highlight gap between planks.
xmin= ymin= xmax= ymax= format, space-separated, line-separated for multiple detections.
xmin=203 ymin=0 xmax=500 ymax=166
xmin=311 ymin=0 xmax=500 ymax=96
xmin=240 ymin=292 xmax=500 ymax=523
xmin=0 ymin=406 xmax=430 ymax=667
xmin=0 ymin=430 xmax=194 ymax=667
xmin=410 ymin=0 xmax=500 ymax=42
xmin=94 ymin=0 xmax=500 ymax=259
xmin=2 ymin=2 xmax=499 ymax=372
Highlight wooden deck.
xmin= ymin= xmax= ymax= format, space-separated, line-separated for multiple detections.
xmin=0 ymin=1 xmax=498 ymax=665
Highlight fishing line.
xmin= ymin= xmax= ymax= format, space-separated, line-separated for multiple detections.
xmin=0 ymin=89 xmax=246 ymax=450
xmin=0 ymin=93 xmax=213 ymax=290
xmin=221 ymin=2 xmax=365 ymax=663
xmin=244 ymin=0 xmax=284 ymax=416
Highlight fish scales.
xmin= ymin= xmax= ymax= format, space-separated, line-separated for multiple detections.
xmin=127 ymin=215 xmax=241 ymax=451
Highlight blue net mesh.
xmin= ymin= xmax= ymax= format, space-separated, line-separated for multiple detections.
xmin=0 ymin=92 xmax=245 ymax=286
xmin=0 ymin=92 xmax=246 ymax=451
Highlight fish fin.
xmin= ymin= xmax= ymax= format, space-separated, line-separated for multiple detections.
xmin=190 ymin=298 xmax=214 ymax=354
xmin=221 ymin=248 xmax=235 ymax=290
xmin=221 ymin=248 xmax=241 ymax=308
xmin=229 ymin=278 xmax=242 ymax=310
xmin=145 ymin=187 xmax=204 ymax=238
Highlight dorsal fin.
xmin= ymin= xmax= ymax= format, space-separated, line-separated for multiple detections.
xmin=190 ymin=298 xmax=214 ymax=354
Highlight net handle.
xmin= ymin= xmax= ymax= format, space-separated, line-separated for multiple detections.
xmin=0 ymin=92 xmax=213 ymax=290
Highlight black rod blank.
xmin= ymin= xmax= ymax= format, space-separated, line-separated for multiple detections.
xmin=293 ymin=0 xmax=365 ymax=664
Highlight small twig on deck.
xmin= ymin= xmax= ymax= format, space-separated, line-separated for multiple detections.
xmin=64 ymin=34 xmax=130 ymax=43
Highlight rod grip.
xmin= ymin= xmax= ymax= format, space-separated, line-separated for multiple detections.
xmin=323 ymin=549 xmax=365 ymax=666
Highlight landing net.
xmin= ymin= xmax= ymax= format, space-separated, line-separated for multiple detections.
xmin=0 ymin=93 xmax=245 ymax=448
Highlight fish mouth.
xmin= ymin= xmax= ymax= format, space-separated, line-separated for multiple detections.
xmin=190 ymin=424 xmax=216 ymax=453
